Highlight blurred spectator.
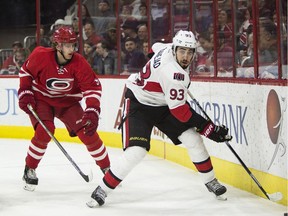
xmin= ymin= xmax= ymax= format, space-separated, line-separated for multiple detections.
xmin=139 ymin=3 xmax=148 ymax=18
xmin=81 ymin=3 xmax=92 ymax=25
xmin=240 ymin=30 xmax=254 ymax=67
xmin=236 ymin=31 xmax=255 ymax=78
xmin=141 ymin=40 xmax=150 ymax=62
xmin=174 ymin=0 xmax=189 ymax=15
xmin=97 ymin=0 xmax=114 ymax=17
xmin=216 ymin=32 xmax=233 ymax=76
xmin=1 ymin=41 xmax=29 ymax=72
xmin=237 ymin=24 xmax=253 ymax=66
xmin=207 ymin=22 xmax=214 ymax=35
xmin=120 ymin=4 xmax=137 ymax=24
xmin=101 ymin=23 xmax=117 ymax=51
xmin=72 ymin=17 xmax=80 ymax=38
xmin=218 ymin=8 xmax=232 ymax=43
xmin=195 ymin=31 xmax=214 ymax=74
xmin=122 ymin=37 xmax=146 ymax=74
xmin=151 ymin=0 xmax=170 ymax=41
xmin=130 ymin=0 xmax=142 ymax=16
xmin=81 ymin=3 xmax=93 ymax=40
xmin=133 ymin=3 xmax=148 ymax=25
xmin=1 ymin=48 xmax=28 ymax=75
xmin=259 ymin=0 xmax=274 ymax=18
xmin=137 ymin=24 xmax=148 ymax=50
xmin=121 ymin=19 xmax=141 ymax=50
xmin=195 ymin=4 xmax=212 ymax=33
xmin=238 ymin=8 xmax=253 ymax=49
xmin=84 ymin=20 xmax=103 ymax=46
xmin=28 ymin=26 xmax=51 ymax=52
xmin=93 ymin=40 xmax=116 ymax=75
xmin=258 ymin=18 xmax=278 ymax=78
xmin=273 ymin=10 xmax=287 ymax=35
xmin=83 ymin=41 xmax=96 ymax=67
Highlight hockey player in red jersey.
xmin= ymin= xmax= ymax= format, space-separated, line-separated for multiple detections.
xmin=87 ymin=30 xmax=232 ymax=207
xmin=18 ymin=27 xmax=110 ymax=191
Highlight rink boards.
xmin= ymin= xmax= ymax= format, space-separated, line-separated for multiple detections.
xmin=0 ymin=77 xmax=287 ymax=206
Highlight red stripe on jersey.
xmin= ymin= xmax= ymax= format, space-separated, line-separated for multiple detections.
xmin=143 ymin=81 xmax=163 ymax=93
xmin=193 ymin=157 xmax=213 ymax=173
xmin=123 ymin=98 xmax=130 ymax=149
xmin=170 ymin=103 xmax=192 ymax=122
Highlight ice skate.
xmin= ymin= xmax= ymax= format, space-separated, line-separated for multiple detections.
xmin=23 ymin=165 xmax=38 ymax=191
xmin=86 ymin=186 xmax=107 ymax=208
xmin=205 ymin=178 xmax=227 ymax=200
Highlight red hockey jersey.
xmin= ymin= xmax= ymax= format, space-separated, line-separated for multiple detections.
xmin=18 ymin=46 xmax=101 ymax=109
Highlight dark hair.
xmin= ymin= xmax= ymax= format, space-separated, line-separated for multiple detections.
xmin=84 ymin=19 xmax=95 ymax=29
xmin=198 ymin=31 xmax=211 ymax=42
xmin=139 ymin=3 xmax=147 ymax=9
xmin=82 ymin=4 xmax=91 ymax=18
xmin=98 ymin=40 xmax=109 ymax=50
xmin=99 ymin=0 xmax=110 ymax=6
xmin=125 ymin=37 xmax=136 ymax=43
xmin=259 ymin=17 xmax=277 ymax=37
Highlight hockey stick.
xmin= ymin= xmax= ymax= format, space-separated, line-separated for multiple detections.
xmin=27 ymin=104 xmax=93 ymax=183
xmin=187 ymin=90 xmax=283 ymax=202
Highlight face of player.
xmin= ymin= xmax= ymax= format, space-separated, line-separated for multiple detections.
xmin=57 ymin=43 xmax=76 ymax=63
xmin=175 ymin=47 xmax=194 ymax=69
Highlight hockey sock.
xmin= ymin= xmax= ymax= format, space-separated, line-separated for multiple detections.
xmin=78 ymin=131 xmax=110 ymax=169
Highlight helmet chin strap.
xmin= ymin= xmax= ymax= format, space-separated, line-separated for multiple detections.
xmin=58 ymin=49 xmax=70 ymax=62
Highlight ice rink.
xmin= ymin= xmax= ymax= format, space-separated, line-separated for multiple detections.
xmin=0 ymin=138 xmax=286 ymax=216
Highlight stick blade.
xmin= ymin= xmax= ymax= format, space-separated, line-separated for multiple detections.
xmin=82 ymin=169 xmax=93 ymax=182
xmin=268 ymin=192 xmax=283 ymax=202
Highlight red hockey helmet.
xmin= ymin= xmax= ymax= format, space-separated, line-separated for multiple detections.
xmin=53 ymin=26 xmax=77 ymax=44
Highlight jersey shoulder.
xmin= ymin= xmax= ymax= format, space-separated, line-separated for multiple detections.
xmin=29 ymin=46 xmax=54 ymax=61
xmin=24 ymin=46 xmax=54 ymax=70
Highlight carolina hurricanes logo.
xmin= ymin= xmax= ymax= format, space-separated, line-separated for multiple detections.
xmin=46 ymin=78 xmax=74 ymax=92
xmin=266 ymin=89 xmax=287 ymax=169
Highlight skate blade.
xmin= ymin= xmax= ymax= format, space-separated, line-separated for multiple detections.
xmin=216 ymin=194 xmax=227 ymax=201
xmin=86 ymin=199 xmax=99 ymax=208
xmin=23 ymin=184 xmax=36 ymax=192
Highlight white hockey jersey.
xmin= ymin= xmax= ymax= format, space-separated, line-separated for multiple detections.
xmin=126 ymin=42 xmax=193 ymax=123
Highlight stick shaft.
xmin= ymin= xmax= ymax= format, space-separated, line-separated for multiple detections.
xmin=187 ymin=90 xmax=271 ymax=200
xmin=27 ymin=104 xmax=90 ymax=182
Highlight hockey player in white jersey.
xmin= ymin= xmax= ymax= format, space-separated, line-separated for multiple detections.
xmin=87 ymin=30 xmax=232 ymax=207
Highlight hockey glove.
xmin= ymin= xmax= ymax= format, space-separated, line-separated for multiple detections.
xmin=197 ymin=120 xmax=232 ymax=143
xmin=18 ymin=89 xmax=36 ymax=114
xmin=82 ymin=107 xmax=100 ymax=136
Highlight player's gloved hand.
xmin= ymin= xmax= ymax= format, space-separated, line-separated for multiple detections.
xmin=197 ymin=120 xmax=232 ymax=143
xmin=82 ymin=107 xmax=100 ymax=136
xmin=18 ymin=89 xmax=36 ymax=114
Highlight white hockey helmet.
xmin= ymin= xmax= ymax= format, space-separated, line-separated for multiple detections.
xmin=172 ymin=30 xmax=197 ymax=50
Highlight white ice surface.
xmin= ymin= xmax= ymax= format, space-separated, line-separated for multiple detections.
xmin=0 ymin=138 xmax=287 ymax=216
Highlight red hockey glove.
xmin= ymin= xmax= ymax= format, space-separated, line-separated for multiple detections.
xmin=197 ymin=120 xmax=232 ymax=143
xmin=82 ymin=107 xmax=100 ymax=136
xmin=18 ymin=89 xmax=36 ymax=114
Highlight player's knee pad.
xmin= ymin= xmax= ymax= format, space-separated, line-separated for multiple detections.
xmin=33 ymin=121 xmax=55 ymax=145
xmin=178 ymin=128 xmax=209 ymax=162
xmin=178 ymin=128 xmax=203 ymax=149
xmin=112 ymin=146 xmax=147 ymax=180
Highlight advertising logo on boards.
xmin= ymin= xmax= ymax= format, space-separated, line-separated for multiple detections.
xmin=266 ymin=89 xmax=287 ymax=169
